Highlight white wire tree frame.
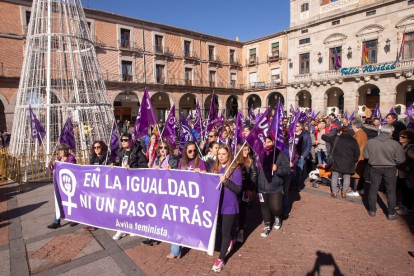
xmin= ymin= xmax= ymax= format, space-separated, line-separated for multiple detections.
xmin=9 ymin=0 xmax=115 ymax=160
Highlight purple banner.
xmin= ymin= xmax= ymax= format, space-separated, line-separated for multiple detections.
xmin=54 ymin=162 xmax=220 ymax=253
xmin=161 ymin=105 xmax=177 ymax=149
xmin=29 ymin=105 xmax=46 ymax=145
xmin=134 ymin=88 xmax=158 ymax=140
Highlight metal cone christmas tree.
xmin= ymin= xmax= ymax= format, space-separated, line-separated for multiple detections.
xmin=9 ymin=0 xmax=114 ymax=159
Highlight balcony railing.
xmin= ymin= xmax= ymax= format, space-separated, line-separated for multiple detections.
xmin=155 ymin=77 xmax=166 ymax=84
xmin=183 ymin=51 xmax=198 ymax=60
xmin=208 ymin=55 xmax=222 ymax=64
xmin=209 ymin=81 xmax=216 ymax=88
xmin=247 ymin=57 xmax=257 ymax=66
xmin=118 ymin=40 xmax=143 ymax=52
xmin=267 ymin=53 xmax=280 ymax=62
xmin=154 ymin=45 xmax=172 ymax=56
xmin=229 ymin=58 xmax=241 ymax=66
xmin=249 ymin=81 xmax=266 ymax=89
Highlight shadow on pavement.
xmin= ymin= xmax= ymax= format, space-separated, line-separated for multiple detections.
xmin=306 ymin=251 xmax=344 ymax=276
xmin=0 ymin=181 xmax=52 ymax=203
xmin=0 ymin=201 xmax=47 ymax=222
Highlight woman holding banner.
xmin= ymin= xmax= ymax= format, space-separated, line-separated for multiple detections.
xmin=211 ymin=145 xmax=242 ymax=272
xmin=112 ymin=133 xmax=148 ymax=240
xmin=167 ymin=141 xmax=206 ymax=258
xmin=202 ymin=141 xmax=219 ymax=172
xmin=47 ymin=144 xmax=77 ymax=229
xmin=234 ymin=144 xmax=257 ymax=243
xmin=152 ymin=141 xmax=178 ymax=169
xmin=258 ymin=135 xmax=290 ymax=237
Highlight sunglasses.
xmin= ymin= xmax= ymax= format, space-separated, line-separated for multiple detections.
xmin=187 ymin=149 xmax=196 ymax=154
xmin=400 ymin=135 xmax=407 ymax=139
xmin=93 ymin=146 xmax=101 ymax=149
xmin=158 ymin=146 xmax=168 ymax=150
xmin=121 ymin=139 xmax=129 ymax=142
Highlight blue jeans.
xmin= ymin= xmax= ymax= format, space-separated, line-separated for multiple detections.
xmin=317 ymin=150 xmax=327 ymax=164
xmin=171 ymin=244 xmax=182 ymax=257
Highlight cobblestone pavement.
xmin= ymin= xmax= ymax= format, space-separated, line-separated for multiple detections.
xmin=0 ymin=179 xmax=413 ymax=276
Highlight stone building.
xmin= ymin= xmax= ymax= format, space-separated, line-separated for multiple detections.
xmin=286 ymin=0 xmax=414 ymax=116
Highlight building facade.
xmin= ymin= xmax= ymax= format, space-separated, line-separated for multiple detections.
xmin=286 ymin=0 xmax=414 ymax=116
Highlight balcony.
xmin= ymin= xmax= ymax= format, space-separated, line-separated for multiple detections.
xmin=209 ymin=81 xmax=216 ymax=88
xmin=267 ymin=53 xmax=280 ymax=62
xmin=183 ymin=51 xmax=198 ymax=60
xmin=153 ymin=45 xmax=173 ymax=57
xmin=229 ymin=58 xmax=242 ymax=67
xmin=249 ymin=81 xmax=266 ymax=90
xmin=118 ymin=40 xmax=143 ymax=52
xmin=93 ymin=36 xmax=110 ymax=48
xmin=208 ymin=55 xmax=222 ymax=65
xmin=247 ymin=57 xmax=257 ymax=66
xmin=268 ymin=79 xmax=283 ymax=87
xmin=155 ymin=77 xmax=166 ymax=84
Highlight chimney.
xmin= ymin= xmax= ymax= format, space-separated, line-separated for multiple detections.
xmin=236 ymin=36 xmax=240 ymax=42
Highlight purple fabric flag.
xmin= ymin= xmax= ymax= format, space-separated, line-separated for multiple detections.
xmin=161 ymin=105 xmax=177 ymax=149
xmin=217 ymin=111 xmax=225 ymax=135
xmin=288 ymin=108 xmax=300 ymax=160
xmin=311 ymin=111 xmax=320 ymax=119
xmin=348 ymin=112 xmax=355 ymax=121
xmin=298 ymin=111 xmax=308 ymax=123
xmin=193 ymin=100 xmax=202 ymax=136
xmin=245 ymin=107 xmax=270 ymax=167
xmin=110 ymin=121 xmax=120 ymax=160
xmin=268 ymin=99 xmax=284 ymax=151
xmin=134 ymin=88 xmax=158 ymax=140
xmin=53 ymin=162 xmax=220 ymax=254
xmin=249 ymin=106 xmax=256 ymax=121
xmin=343 ymin=110 xmax=348 ymax=119
xmin=178 ymin=113 xmax=197 ymax=158
xmin=231 ymin=111 xmax=245 ymax=154
xmin=405 ymin=104 xmax=414 ymax=120
xmin=290 ymin=104 xmax=295 ymax=114
xmin=206 ymin=92 xmax=221 ymax=136
xmin=389 ymin=107 xmax=396 ymax=114
xmin=373 ymin=103 xmax=382 ymax=119
xmin=59 ymin=117 xmax=76 ymax=154
xmin=28 ymin=105 xmax=46 ymax=145
xmin=334 ymin=49 xmax=341 ymax=69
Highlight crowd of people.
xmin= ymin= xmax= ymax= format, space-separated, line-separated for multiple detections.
xmin=46 ymin=111 xmax=413 ymax=273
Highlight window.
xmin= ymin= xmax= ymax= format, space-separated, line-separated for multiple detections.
xmin=25 ymin=10 xmax=31 ymax=26
xmin=299 ymin=53 xmax=310 ymax=74
xmin=230 ymin=73 xmax=237 ymax=87
xmin=156 ymin=64 xmax=165 ymax=84
xmin=329 ymin=46 xmax=342 ymax=70
xmin=249 ymin=72 xmax=257 ymax=88
xmin=271 ymin=68 xmax=281 ymax=85
xmin=155 ymin=35 xmax=163 ymax=53
xmin=184 ymin=41 xmax=191 ymax=57
xmin=301 ymin=3 xmax=309 ymax=12
xmin=366 ymin=10 xmax=376 ymax=16
xmin=332 ymin=20 xmax=340 ymax=25
xmin=299 ymin=38 xmax=310 ymax=45
xmin=209 ymin=71 xmax=216 ymax=87
xmin=271 ymin=42 xmax=279 ymax=57
xmin=230 ymin=49 xmax=235 ymax=63
xmin=209 ymin=46 xmax=215 ymax=60
xmin=301 ymin=29 xmax=308 ymax=34
xmin=362 ymin=40 xmax=378 ymax=65
xmin=249 ymin=48 xmax=256 ymax=63
xmin=185 ymin=68 xmax=192 ymax=85
xmin=403 ymin=32 xmax=414 ymax=60
xmin=120 ymin=28 xmax=130 ymax=48
xmin=122 ymin=61 xmax=132 ymax=81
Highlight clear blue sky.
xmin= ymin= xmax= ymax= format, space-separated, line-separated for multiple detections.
xmin=81 ymin=0 xmax=290 ymax=42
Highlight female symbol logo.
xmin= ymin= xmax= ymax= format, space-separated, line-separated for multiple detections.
xmin=58 ymin=169 xmax=78 ymax=215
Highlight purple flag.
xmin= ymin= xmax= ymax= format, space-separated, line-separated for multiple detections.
xmin=231 ymin=111 xmax=245 ymax=154
xmin=288 ymin=108 xmax=300 ymax=160
xmin=290 ymin=104 xmax=295 ymax=114
xmin=311 ymin=111 xmax=320 ymax=119
xmin=161 ymin=105 xmax=177 ymax=149
xmin=348 ymin=112 xmax=355 ymax=121
xmin=245 ymin=107 xmax=270 ymax=167
xmin=268 ymin=99 xmax=284 ymax=151
xmin=54 ymin=162 xmax=220 ymax=254
xmin=389 ymin=107 xmax=396 ymax=114
xmin=373 ymin=103 xmax=382 ymax=119
xmin=334 ymin=48 xmax=341 ymax=69
xmin=59 ymin=117 xmax=76 ymax=154
xmin=178 ymin=113 xmax=197 ymax=158
xmin=217 ymin=111 xmax=225 ymax=135
xmin=193 ymin=100 xmax=202 ymax=136
xmin=28 ymin=105 xmax=46 ymax=145
xmin=110 ymin=121 xmax=120 ymax=160
xmin=249 ymin=106 xmax=256 ymax=121
xmin=405 ymin=104 xmax=414 ymax=125
xmin=298 ymin=111 xmax=308 ymax=123
xmin=343 ymin=110 xmax=348 ymax=119
xmin=187 ymin=111 xmax=193 ymax=121
xmin=134 ymin=88 xmax=158 ymax=140
xmin=206 ymin=92 xmax=221 ymax=136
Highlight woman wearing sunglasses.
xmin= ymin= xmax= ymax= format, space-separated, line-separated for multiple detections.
xmin=166 ymin=141 xmax=206 ymax=259
xmin=152 ymin=140 xmax=178 ymax=170
xmin=210 ymin=145 xmax=242 ymax=273
xmin=112 ymin=132 xmax=148 ymax=240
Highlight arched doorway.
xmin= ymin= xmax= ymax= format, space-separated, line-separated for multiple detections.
xmin=325 ymin=87 xmax=344 ymax=114
xmin=151 ymin=92 xmax=171 ymax=122
xmin=226 ymin=96 xmax=238 ymax=118
xmin=113 ymin=91 xmax=140 ymax=124
xmin=0 ymin=99 xmax=5 ymax=131
xmin=396 ymin=80 xmax=414 ymax=107
xmin=204 ymin=95 xmax=219 ymax=118
xmin=267 ymin=92 xmax=284 ymax=116
xmin=358 ymin=84 xmax=380 ymax=110
xmin=246 ymin=94 xmax=261 ymax=113
xmin=180 ymin=93 xmax=197 ymax=118
xmin=296 ymin=90 xmax=311 ymax=108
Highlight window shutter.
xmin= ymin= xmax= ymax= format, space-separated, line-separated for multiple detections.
xmin=250 ymin=48 xmax=256 ymax=55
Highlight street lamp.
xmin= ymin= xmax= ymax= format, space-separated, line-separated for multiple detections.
xmin=408 ymin=85 xmax=412 ymax=92
xmin=334 ymin=91 xmax=337 ymax=97
xmin=367 ymin=88 xmax=371 ymax=95
xmin=318 ymin=52 xmax=322 ymax=64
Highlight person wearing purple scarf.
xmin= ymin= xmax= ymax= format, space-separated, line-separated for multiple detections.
xmin=47 ymin=143 xmax=77 ymax=229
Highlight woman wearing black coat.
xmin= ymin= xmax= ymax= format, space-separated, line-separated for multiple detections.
xmin=322 ymin=127 xmax=360 ymax=198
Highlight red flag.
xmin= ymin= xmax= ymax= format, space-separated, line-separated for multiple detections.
xmin=363 ymin=42 xmax=369 ymax=64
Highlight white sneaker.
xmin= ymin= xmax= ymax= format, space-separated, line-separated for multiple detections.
xmin=274 ymin=217 xmax=281 ymax=230
xmin=112 ymin=231 xmax=127 ymax=240
xmin=358 ymin=190 xmax=365 ymax=195
xmin=346 ymin=191 xmax=359 ymax=196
